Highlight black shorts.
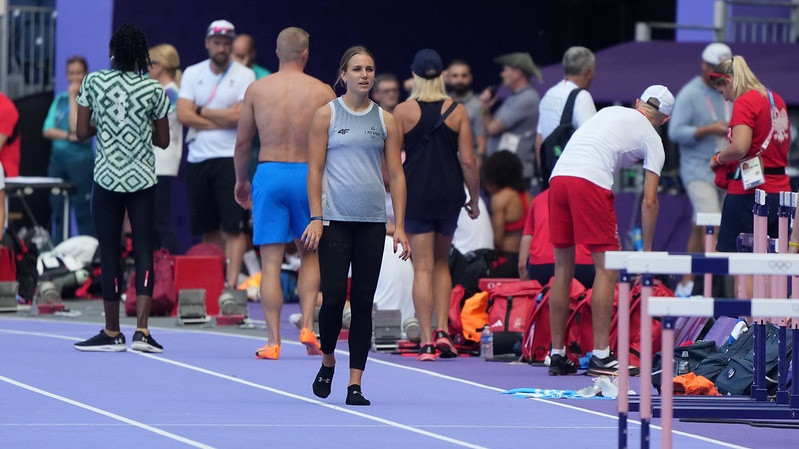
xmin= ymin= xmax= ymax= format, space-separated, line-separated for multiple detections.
xmin=717 ymin=192 xmax=780 ymax=253
xmin=186 ymin=158 xmax=247 ymax=235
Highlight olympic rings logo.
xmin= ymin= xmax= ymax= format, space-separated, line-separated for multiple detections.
xmin=768 ymin=260 xmax=793 ymax=271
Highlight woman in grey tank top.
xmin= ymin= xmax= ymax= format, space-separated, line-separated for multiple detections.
xmin=302 ymin=46 xmax=410 ymax=406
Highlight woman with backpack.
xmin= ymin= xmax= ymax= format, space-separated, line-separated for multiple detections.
xmin=392 ymin=48 xmax=480 ymax=361
xmin=73 ymin=24 xmax=170 ymax=353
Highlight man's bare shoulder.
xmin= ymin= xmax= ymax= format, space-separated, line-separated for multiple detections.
xmin=251 ymin=72 xmax=332 ymax=100
xmin=303 ymin=75 xmax=336 ymax=99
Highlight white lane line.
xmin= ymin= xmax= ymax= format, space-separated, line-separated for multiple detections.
xmin=131 ymin=351 xmax=489 ymax=449
xmin=0 ymin=375 xmax=215 ymax=449
xmin=0 ymin=423 xmax=616 ymax=429
xmin=0 ymin=324 xmax=750 ymax=449
xmin=0 ymin=328 xmax=488 ymax=449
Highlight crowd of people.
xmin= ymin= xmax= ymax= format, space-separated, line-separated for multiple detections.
xmin=2 ymin=18 xmax=793 ymax=405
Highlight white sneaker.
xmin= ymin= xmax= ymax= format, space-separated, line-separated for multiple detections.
xmin=289 ymin=313 xmax=302 ymax=329
xmin=674 ymin=281 xmax=694 ymax=297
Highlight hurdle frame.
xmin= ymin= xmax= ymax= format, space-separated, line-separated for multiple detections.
xmin=607 ymin=251 xmax=799 ymax=449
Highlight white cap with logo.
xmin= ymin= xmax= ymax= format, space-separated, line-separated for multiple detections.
xmin=701 ymin=43 xmax=732 ymax=65
xmin=640 ymin=85 xmax=675 ymax=116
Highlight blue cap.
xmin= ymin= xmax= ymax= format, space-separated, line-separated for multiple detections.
xmin=411 ymin=48 xmax=443 ymax=79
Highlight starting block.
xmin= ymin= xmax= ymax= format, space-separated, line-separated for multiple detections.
xmin=372 ymin=309 xmax=402 ymax=352
xmin=215 ymin=315 xmax=246 ymax=326
xmin=172 ymin=256 xmax=225 ymax=316
xmin=0 ymin=281 xmax=19 ymax=312
xmin=35 ymin=281 xmax=64 ymax=314
xmin=38 ymin=303 xmax=66 ymax=314
xmin=177 ymin=289 xmax=211 ymax=325
xmin=216 ymin=289 xmax=248 ymax=326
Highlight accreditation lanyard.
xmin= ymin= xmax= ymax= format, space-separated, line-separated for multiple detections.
xmin=203 ymin=62 xmax=232 ymax=107
xmin=739 ymin=90 xmax=777 ymax=190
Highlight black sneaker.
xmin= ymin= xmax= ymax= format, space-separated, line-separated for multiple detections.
xmin=587 ymin=354 xmax=639 ymax=377
xmin=548 ymin=354 xmax=578 ymax=375
xmin=74 ymin=330 xmax=127 ymax=352
xmin=130 ymin=330 xmax=164 ymax=353
xmin=417 ymin=343 xmax=436 ymax=361
xmin=433 ymin=329 xmax=458 ymax=358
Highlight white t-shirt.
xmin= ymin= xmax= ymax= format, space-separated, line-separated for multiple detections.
xmin=179 ymin=60 xmax=254 ymax=162
xmin=550 ymin=106 xmax=665 ymax=190
xmin=155 ymin=81 xmax=183 ymax=176
xmin=452 ymin=186 xmax=493 ymax=253
xmin=536 ymin=79 xmax=596 ymax=140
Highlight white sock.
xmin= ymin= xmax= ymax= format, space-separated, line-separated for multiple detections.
xmin=550 ymin=347 xmax=566 ymax=357
xmin=593 ymin=347 xmax=610 ymax=359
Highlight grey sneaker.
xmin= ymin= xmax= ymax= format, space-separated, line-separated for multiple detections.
xmin=74 ymin=330 xmax=127 ymax=352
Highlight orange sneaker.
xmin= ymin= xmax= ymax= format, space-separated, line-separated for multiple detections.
xmin=255 ymin=344 xmax=280 ymax=360
xmin=300 ymin=328 xmax=323 ymax=355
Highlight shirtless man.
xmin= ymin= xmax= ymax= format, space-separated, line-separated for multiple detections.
xmin=233 ymin=27 xmax=336 ymax=360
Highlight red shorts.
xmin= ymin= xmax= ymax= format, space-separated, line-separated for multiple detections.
xmin=548 ymin=176 xmax=620 ymax=253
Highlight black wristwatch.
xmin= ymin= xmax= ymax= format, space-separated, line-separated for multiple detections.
xmin=195 ymin=106 xmax=203 ymax=116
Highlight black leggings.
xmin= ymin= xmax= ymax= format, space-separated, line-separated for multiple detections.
xmin=318 ymin=221 xmax=385 ymax=371
xmin=92 ymin=183 xmax=155 ymax=302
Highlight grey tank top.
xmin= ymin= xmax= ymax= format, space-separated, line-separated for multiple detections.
xmin=323 ymin=98 xmax=387 ymax=222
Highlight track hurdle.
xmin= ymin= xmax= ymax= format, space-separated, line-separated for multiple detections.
xmin=608 ymin=251 xmax=799 ymax=449
xmin=695 ymin=212 xmax=721 ymax=298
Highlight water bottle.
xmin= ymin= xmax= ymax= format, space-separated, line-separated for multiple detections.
xmin=677 ymin=350 xmax=690 ymax=375
xmin=630 ymin=227 xmax=643 ymax=251
xmin=480 ymin=326 xmax=494 ymax=360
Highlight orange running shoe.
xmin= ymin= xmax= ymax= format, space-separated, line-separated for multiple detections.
xmin=255 ymin=344 xmax=280 ymax=360
xmin=300 ymin=328 xmax=323 ymax=355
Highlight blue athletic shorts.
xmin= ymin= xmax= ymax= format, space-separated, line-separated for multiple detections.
xmin=252 ymin=162 xmax=310 ymax=245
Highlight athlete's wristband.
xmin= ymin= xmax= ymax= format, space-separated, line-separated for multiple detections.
xmin=789 ymin=241 xmax=799 ymax=248
xmin=310 ymin=216 xmax=323 ymax=222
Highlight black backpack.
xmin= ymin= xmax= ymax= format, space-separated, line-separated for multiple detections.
xmin=693 ymin=323 xmax=792 ymax=396
xmin=448 ymin=246 xmax=494 ymax=299
xmin=539 ymin=88 xmax=583 ymax=189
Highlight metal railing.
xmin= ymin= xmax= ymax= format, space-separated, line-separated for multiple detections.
xmin=1 ymin=1 xmax=56 ymax=99
xmin=635 ymin=0 xmax=799 ymax=43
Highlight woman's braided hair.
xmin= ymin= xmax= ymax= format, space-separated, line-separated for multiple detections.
xmin=110 ymin=24 xmax=150 ymax=74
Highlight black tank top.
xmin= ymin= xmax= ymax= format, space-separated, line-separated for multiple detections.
xmin=403 ymin=100 xmax=466 ymax=220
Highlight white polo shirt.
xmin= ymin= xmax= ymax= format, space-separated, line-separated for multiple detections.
xmin=536 ymin=79 xmax=596 ymax=140
xmin=179 ymin=59 xmax=254 ymax=162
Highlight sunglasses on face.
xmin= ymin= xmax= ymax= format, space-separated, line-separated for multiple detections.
xmin=210 ymin=26 xmax=233 ymax=35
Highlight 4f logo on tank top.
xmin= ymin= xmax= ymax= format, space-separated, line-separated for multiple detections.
xmin=337 ymin=128 xmax=350 ymax=135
